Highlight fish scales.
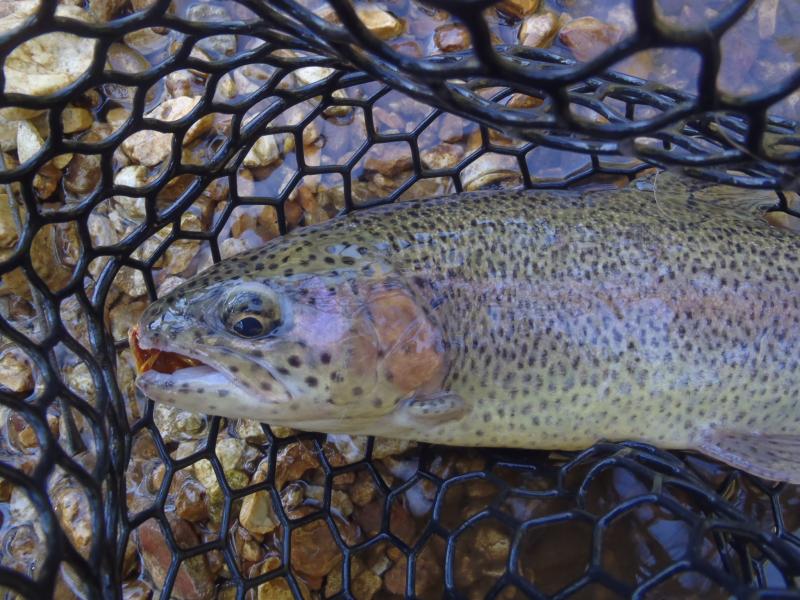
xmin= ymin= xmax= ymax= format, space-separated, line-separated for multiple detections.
xmin=133 ymin=174 xmax=800 ymax=483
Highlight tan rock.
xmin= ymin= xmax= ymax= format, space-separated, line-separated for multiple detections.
xmin=88 ymin=0 xmax=128 ymax=21
xmin=61 ymin=107 xmax=94 ymax=134
xmin=240 ymin=490 xmax=278 ymax=535
xmin=64 ymin=153 xmax=101 ymax=195
xmin=122 ymin=96 xmax=212 ymax=166
xmin=16 ymin=120 xmax=43 ymax=164
xmin=0 ymin=193 xmax=19 ymax=248
xmin=461 ymin=153 xmax=522 ymax=191
xmin=2 ymin=5 xmax=96 ymax=97
xmin=290 ymin=517 xmax=341 ymax=578
xmin=434 ymin=23 xmax=471 ymax=53
xmin=357 ymin=6 xmax=405 ymax=40
xmin=421 ymin=143 xmax=464 ymax=171
xmin=559 ymin=16 xmax=623 ymax=62
xmin=0 ymin=348 xmax=33 ymax=393
xmin=498 ymin=0 xmax=540 ymax=19
xmin=243 ymin=135 xmax=280 ymax=168
xmin=519 ymin=12 xmax=559 ymax=48
xmin=136 ymin=517 xmax=215 ymax=600
xmin=108 ymin=300 xmax=147 ymax=341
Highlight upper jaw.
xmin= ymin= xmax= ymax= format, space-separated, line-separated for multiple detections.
xmin=130 ymin=324 xmax=289 ymax=405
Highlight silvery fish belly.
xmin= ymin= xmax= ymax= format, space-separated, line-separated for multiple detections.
xmin=131 ymin=173 xmax=800 ymax=484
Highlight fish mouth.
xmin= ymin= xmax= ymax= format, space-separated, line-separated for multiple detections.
xmin=129 ymin=325 xmax=282 ymax=406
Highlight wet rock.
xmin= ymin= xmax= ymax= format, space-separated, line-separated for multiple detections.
xmin=16 ymin=120 xmax=44 ymax=165
xmin=136 ymin=517 xmax=215 ymax=600
xmin=240 ymin=490 xmax=279 ymax=535
xmin=353 ymin=567 xmax=383 ymax=599
xmin=357 ymin=7 xmax=405 ymax=40
xmin=186 ymin=3 xmax=237 ymax=58
xmin=123 ymin=27 xmax=169 ymax=56
xmin=519 ymin=12 xmax=559 ymax=48
xmin=559 ymin=16 xmax=624 ymax=62
xmin=64 ymin=153 xmax=101 ymax=196
xmin=498 ymin=0 xmax=540 ymax=19
xmin=122 ymin=97 xmax=212 ymax=167
xmin=122 ymin=579 xmax=154 ymax=600
xmin=61 ymin=108 xmax=94 ymax=135
xmin=276 ymin=442 xmax=320 ymax=488
xmin=153 ymin=404 xmax=207 ymax=443
xmin=290 ymin=515 xmax=341 ymax=579
xmin=52 ymin=480 xmax=93 ymax=558
xmin=243 ymin=135 xmax=280 ymax=168
xmin=422 ymin=143 xmax=464 ymax=171
xmin=88 ymin=0 xmax=128 ymax=22
xmin=304 ymin=485 xmax=354 ymax=517
xmin=234 ymin=419 xmax=268 ymax=444
xmin=64 ymin=361 xmax=95 ymax=403
xmin=373 ymin=437 xmax=417 ymax=460
xmin=434 ymin=24 xmax=471 ymax=53
xmin=364 ymin=144 xmax=413 ymax=177
xmin=255 ymin=555 xmax=311 ymax=599
xmin=1 ymin=521 xmax=43 ymax=579
xmin=108 ymin=299 xmax=147 ymax=342
xmin=0 ymin=347 xmax=34 ymax=393
xmin=461 ymin=153 xmax=522 ymax=191
xmin=758 ymin=0 xmax=779 ymax=38
xmin=173 ymin=475 xmax=209 ymax=523
xmin=2 ymin=5 xmax=96 ymax=97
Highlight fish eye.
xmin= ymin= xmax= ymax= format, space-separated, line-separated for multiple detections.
xmin=223 ymin=288 xmax=284 ymax=338
xmin=233 ymin=316 xmax=266 ymax=338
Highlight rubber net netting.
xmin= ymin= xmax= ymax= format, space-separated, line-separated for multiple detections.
xmin=0 ymin=0 xmax=798 ymax=598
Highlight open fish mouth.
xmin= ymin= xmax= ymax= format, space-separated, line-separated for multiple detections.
xmin=129 ymin=325 xmax=261 ymax=403
xmin=129 ymin=325 xmax=205 ymax=375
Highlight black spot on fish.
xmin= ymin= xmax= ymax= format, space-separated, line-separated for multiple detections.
xmin=288 ymin=355 xmax=302 ymax=368
xmin=305 ymin=376 xmax=318 ymax=387
xmin=320 ymin=352 xmax=331 ymax=364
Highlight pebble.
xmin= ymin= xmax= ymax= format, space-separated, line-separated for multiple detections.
xmin=243 ymin=135 xmax=280 ymax=168
xmin=2 ymin=4 xmax=96 ymax=97
xmin=461 ymin=153 xmax=522 ymax=191
xmin=356 ymin=7 xmax=405 ymax=40
xmin=0 ymin=348 xmax=34 ymax=393
xmin=136 ymin=517 xmax=215 ymax=600
xmin=88 ymin=0 xmax=128 ymax=22
xmin=153 ymin=404 xmax=207 ymax=443
xmin=239 ymin=490 xmax=278 ymax=534
xmin=434 ymin=24 xmax=471 ymax=53
xmin=289 ymin=514 xmax=342 ymax=579
xmin=498 ymin=0 xmax=541 ymax=19
xmin=519 ymin=12 xmax=559 ymax=47
xmin=558 ymin=16 xmax=624 ymax=62
xmin=52 ymin=480 xmax=92 ymax=558
xmin=122 ymin=97 xmax=212 ymax=167
xmin=186 ymin=3 xmax=237 ymax=58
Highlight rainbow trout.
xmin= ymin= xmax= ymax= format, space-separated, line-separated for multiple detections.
xmin=132 ymin=173 xmax=800 ymax=483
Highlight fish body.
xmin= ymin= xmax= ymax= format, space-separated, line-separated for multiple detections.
xmin=133 ymin=174 xmax=800 ymax=483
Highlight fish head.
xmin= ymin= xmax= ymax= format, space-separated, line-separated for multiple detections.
xmin=132 ymin=241 xmax=449 ymax=431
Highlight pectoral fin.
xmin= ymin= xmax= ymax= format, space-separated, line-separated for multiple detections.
xmin=696 ymin=429 xmax=800 ymax=484
xmin=403 ymin=391 xmax=467 ymax=425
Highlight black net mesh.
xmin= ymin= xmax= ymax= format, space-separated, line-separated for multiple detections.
xmin=0 ymin=0 xmax=798 ymax=598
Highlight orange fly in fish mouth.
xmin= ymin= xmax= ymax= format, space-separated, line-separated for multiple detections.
xmin=129 ymin=325 xmax=204 ymax=375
